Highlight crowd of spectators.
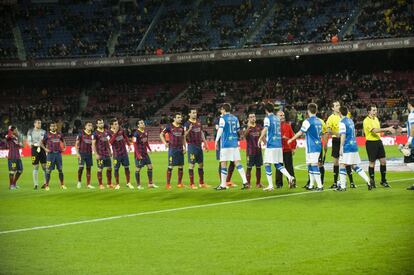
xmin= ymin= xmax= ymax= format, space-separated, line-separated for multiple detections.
xmin=355 ymin=0 xmax=413 ymax=39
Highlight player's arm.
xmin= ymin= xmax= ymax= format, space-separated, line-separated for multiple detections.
xmin=75 ymin=135 xmax=81 ymax=157
xmin=287 ymin=124 xmax=297 ymax=150
xmin=27 ymin=129 xmax=33 ymax=147
xmin=60 ymin=135 xmax=66 ymax=151
xmin=183 ymin=122 xmax=192 ymax=137
xmin=215 ymin=118 xmax=225 ymax=149
xmin=339 ymin=122 xmax=346 ymax=156
xmin=91 ymin=135 xmax=100 ymax=159
xmin=160 ymin=126 xmax=169 ymax=148
xmin=406 ymin=117 xmax=414 ymax=147
xmin=201 ymin=128 xmax=209 ymax=151
xmin=368 ymin=120 xmax=395 ymax=134
xmin=258 ymin=127 xmax=267 ymax=147
xmin=288 ymin=120 xmax=309 ymax=144
xmin=39 ymin=135 xmax=50 ymax=153
xmin=109 ymin=131 xmax=118 ymax=145
xmin=182 ymin=133 xmax=187 ymax=154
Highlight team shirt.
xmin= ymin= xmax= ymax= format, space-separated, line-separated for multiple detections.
xmin=407 ymin=111 xmax=414 ymax=146
xmin=133 ymin=129 xmax=151 ymax=159
xmin=363 ymin=116 xmax=381 ymax=141
xmin=326 ymin=113 xmax=341 ymax=137
xmin=92 ymin=129 xmax=111 ymax=157
xmin=184 ymin=119 xmax=203 ymax=147
xmin=6 ymin=132 xmax=21 ymax=159
xmin=109 ymin=129 xmax=129 ymax=158
xmin=339 ymin=117 xmax=358 ymax=153
xmin=263 ymin=113 xmax=282 ymax=149
xmin=219 ymin=113 xmax=240 ymax=149
xmin=76 ymin=130 xmax=93 ymax=154
xmin=27 ymin=128 xmax=46 ymax=147
xmin=163 ymin=124 xmax=185 ymax=149
xmin=42 ymin=131 xmax=64 ymax=153
xmin=245 ymin=124 xmax=262 ymax=155
xmin=300 ymin=115 xmax=323 ymax=153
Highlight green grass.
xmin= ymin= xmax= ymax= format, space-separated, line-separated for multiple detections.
xmin=0 ymin=147 xmax=413 ymax=274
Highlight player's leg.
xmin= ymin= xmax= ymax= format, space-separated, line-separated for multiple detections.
xmin=147 ymin=163 xmax=157 ymax=188
xmin=8 ymin=160 xmax=16 ymax=189
xmin=197 ymin=148 xmax=207 ymax=188
xmin=274 ymin=149 xmax=294 ymax=187
xmin=12 ymin=160 xmax=23 ymax=188
xmin=86 ymin=154 xmax=93 ymax=188
xmin=123 ymin=156 xmax=133 ymax=189
xmin=274 ymin=152 xmax=283 ymax=188
xmin=379 ymin=157 xmax=389 ymax=187
xmin=331 ymin=137 xmax=340 ymax=189
xmin=338 ymin=163 xmax=347 ymax=191
xmin=135 ymin=158 xmax=142 ymax=188
xmin=77 ymin=155 xmax=84 ymax=188
xmin=216 ymin=160 xmax=228 ymax=189
xmin=114 ymin=158 xmax=121 ymax=189
xmin=246 ymin=155 xmax=253 ymax=187
xmin=284 ymin=151 xmax=295 ymax=188
xmin=44 ymin=156 xmax=52 ymax=190
xmin=226 ymin=161 xmax=235 ymax=186
xmin=32 ymin=152 xmax=40 ymax=189
xmin=106 ymin=159 xmax=113 ymax=188
xmin=346 ymin=165 xmax=355 ymax=188
xmin=188 ymin=145 xmax=196 ymax=188
xmin=176 ymin=150 xmax=184 ymax=188
xmin=307 ymin=152 xmax=322 ymax=190
xmin=263 ymin=149 xmax=274 ymax=190
xmin=57 ymin=154 xmax=65 ymax=189
xmin=166 ymin=149 xmax=173 ymax=189
xmin=97 ymin=159 xmax=104 ymax=188
xmin=351 ymin=164 xmax=372 ymax=190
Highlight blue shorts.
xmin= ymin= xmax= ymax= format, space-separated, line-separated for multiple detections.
xmin=97 ymin=157 xmax=112 ymax=169
xmin=78 ymin=153 xmax=93 ymax=167
xmin=247 ymin=152 xmax=263 ymax=168
xmin=46 ymin=152 xmax=63 ymax=171
xmin=135 ymin=155 xmax=152 ymax=168
xmin=188 ymin=144 xmax=203 ymax=164
xmin=168 ymin=148 xmax=184 ymax=166
xmin=114 ymin=155 xmax=130 ymax=169
xmin=8 ymin=159 xmax=23 ymax=171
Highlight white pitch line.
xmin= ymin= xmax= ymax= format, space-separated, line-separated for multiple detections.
xmin=0 ymin=177 xmax=412 ymax=236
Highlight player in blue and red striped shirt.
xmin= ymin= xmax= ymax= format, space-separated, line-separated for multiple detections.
xmin=40 ymin=122 xmax=66 ymax=190
xmin=184 ymin=109 xmax=209 ymax=189
xmin=6 ymin=126 xmax=23 ymax=190
xmin=244 ymin=113 xmax=263 ymax=188
xmin=75 ymin=121 xmax=94 ymax=189
xmin=92 ymin=119 xmax=113 ymax=189
xmin=133 ymin=119 xmax=157 ymax=189
xmin=109 ymin=118 xmax=134 ymax=190
xmin=160 ymin=113 xmax=186 ymax=189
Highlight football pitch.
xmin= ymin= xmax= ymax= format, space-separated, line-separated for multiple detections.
xmin=0 ymin=147 xmax=413 ymax=274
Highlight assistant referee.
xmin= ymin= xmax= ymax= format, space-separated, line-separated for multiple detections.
xmin=326 ymin=101 xmax=354 ymax=188
xmin=363 ymin=105 xmax=395 ymax=188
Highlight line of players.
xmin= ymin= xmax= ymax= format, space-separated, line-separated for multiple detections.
xmin=6 ymin=99 xmax=414 ymax=191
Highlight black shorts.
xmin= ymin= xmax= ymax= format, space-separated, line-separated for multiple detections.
xmin=331 ymin=137 xmax=340 ymax=159
xmin=31 ymin=146 xmax=47 ymax=165
xmin=247 ymin=152 xmax=263 ymax=168
xmin=366 ymin=140 xmax=386 ymax=162
xmin=404 ymin=148 xmax=414 ymax=163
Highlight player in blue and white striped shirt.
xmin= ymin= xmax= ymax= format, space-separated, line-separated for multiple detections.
xmin=215 ymin=103 xmax=248 ymax=190
xmin=399 ymin=98 xmax=414 ymax=190
xmin=288 ymin=103 xmax=323 ymax=191
xmin=258 ymin=103 xmax=295 ymax=191
xmin=338 ymin=106 xmax=373 ymax=191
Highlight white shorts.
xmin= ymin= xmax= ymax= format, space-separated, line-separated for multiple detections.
xmin=263 ymin=148 xmax=283 ymax=164
xmin=306 ymin=152 xmax=320 ymax=164
xmin=339 ymin=152 xmax=361 ymax=165
xmin=220 ymin=148 xmax=241 ymax=162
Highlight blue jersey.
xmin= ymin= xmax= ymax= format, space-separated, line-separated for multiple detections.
xmin=407 ymin=111 xmax=414 ymax=147
xmin=263 ymin=113 xmax=282 ymax=149
xmin=219 ymin=114 xmax=240 ymax=149
xmin=300 ymin=116 xmax=322 ymax=153
xmin=339 ymin=117 xmax=358 ymax=153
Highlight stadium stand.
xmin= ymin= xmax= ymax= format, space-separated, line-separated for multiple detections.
xmin=1 ymin=0 xmax=412 ymax=59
